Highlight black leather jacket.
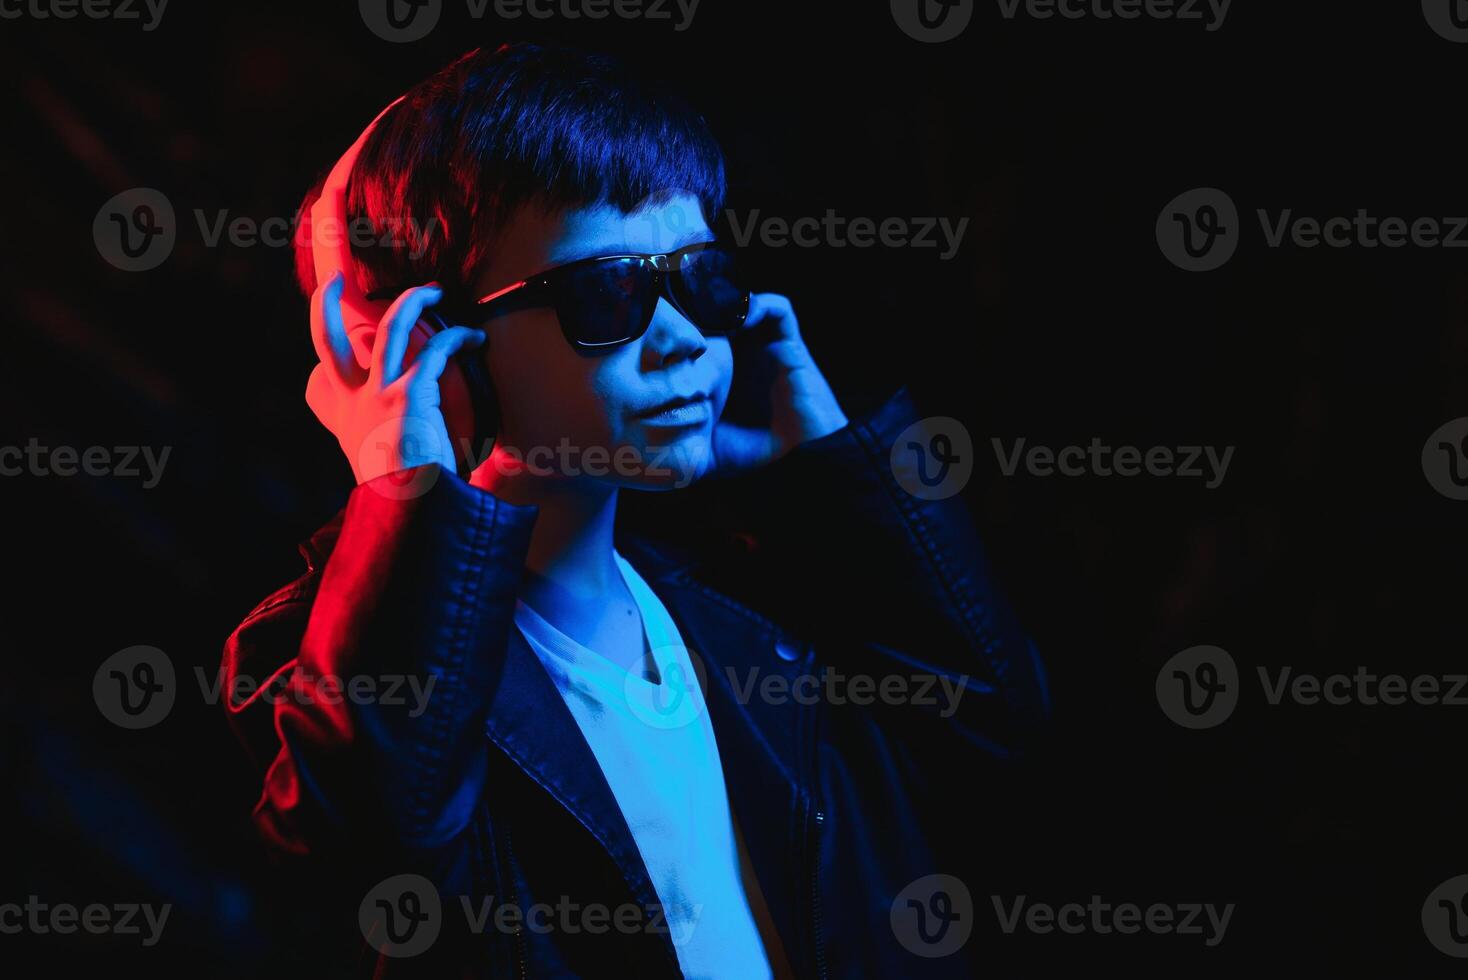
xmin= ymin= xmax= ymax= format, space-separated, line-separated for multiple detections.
xmin=221 ymin=387 xmax=1051 ymax=978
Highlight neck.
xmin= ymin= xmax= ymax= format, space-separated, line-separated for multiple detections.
xmin=470 ymin=443 xmax=622 ymax=606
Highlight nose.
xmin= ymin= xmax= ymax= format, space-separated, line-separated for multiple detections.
xmin=640 ymin=296 xmax=707 ymax=369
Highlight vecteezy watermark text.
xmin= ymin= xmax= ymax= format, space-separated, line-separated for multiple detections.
xmin=724 ymin=210 xmax=969 ymax=260
xmin=359 ymin=874 xmax=700 ymax=958
xmin=1 ymin=439 xmax=170 ymax=488
xmin=992 ymin=895 xmax=1234 ymax=947
xmin=992 ymin=437 xmax=1234 ymax=488
xmin=995 ymin=0 xmax=1230 ymax=30
xmin=195 ymin=667 xmax=438 ymax=717
xmin=0 ymin=897 xmax=171 ymax=946
xmin=358 ymin=0 xmax=701 ymax=43
xmin=354 ymin=420 xmax=716 ymax=502
xmin=725 ymin=666 xmax=969 ymax=718
xmin=891 ymin=0 xmax=1228 ymax=43
xmin=0 ymin=0 xmax=167 ymax=30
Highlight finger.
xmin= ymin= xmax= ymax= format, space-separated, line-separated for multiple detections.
xmin=398 ymin=326 xmax=487 ymax=398
xmin=742 ymin=292 xmax=816 ymax=371
xmin=710 ymin=422 xmax=777 ymax=475
xmin=374 ymin=284 xmax=444 ymax=386
xmin=743 ymin=292 xmax=801 ymax=342
xmin=310 ymin=271 xmax=365 ymax=386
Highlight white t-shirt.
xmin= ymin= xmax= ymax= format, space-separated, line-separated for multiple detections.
xmin=513 ymin=551 xmax=774 ymax=980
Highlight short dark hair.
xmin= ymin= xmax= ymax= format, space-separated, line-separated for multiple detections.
xmin=292 ymin=42 xmax=727 ymax=300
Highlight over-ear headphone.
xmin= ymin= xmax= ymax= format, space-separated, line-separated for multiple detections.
xmin=309 ymin=96 xmax=500 ymax=478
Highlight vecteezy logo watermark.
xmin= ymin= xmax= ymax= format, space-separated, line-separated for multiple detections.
xmin=360 ymin=875 xmax=700 ymax=957
xmin=1156 ymin=187 xmax=1239 ymax=272
xmin=361 ymin=875 xmax=443 ymax=958
xmin=1158 ymin=645 xmax=1468 ymax=729
xmin=1156 ymin=645 xmax=1239 ymax=729
xmin=1423 ymin=0 xmax=1468 ymax=42
xmin=360 ymin=0 xmax=700 ymax=42
xmin=892 ymin=874 xmax=974 ymax=957
xmin=891 ymin=417 xmax=975 ymax=500
xmin=992 ymin=895 xmax=1235 ymax=947
xmin=0 ymin=0 xmax=168 ymax=30
xmin=995 ymin=0 xmax=1231 ymax=31
xmin=1160 ymin=187 xmax=1468 ymax=271
xmin=623 ymin=642 xmax=711 ymax=730
xmin=94 ymin=187 xmax=440 ymax=273
xmin=0 ymin=897 xmax=171 ymax=946
xmin=94 ymin=188 xmax=176 ymax=272
xmin=892 ymin=0 xmax=974 ymax=43
xmin=992 ymin=438 xmax=1234 ymax=489
xmin=359 ymin=0 xmax=442 ymax=42
xmin=0 ymin=439 xmax=170 ymax=487
xmin=724 ymin=211 xmax=970 ymax=260
xmin=93 ymin=646 xmax=176 ymax=729
xmin=1422 ymin=417 xmax=1468 ymax=500
xmin=1423 ymin=874 xmax=1468 ymax=957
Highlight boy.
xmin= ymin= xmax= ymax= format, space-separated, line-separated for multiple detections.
xmin=222 ymin=42 xmax=1049 ymax=978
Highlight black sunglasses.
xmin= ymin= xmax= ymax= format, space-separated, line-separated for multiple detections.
xmin=467 ymin=241 xmax=749 ymax=352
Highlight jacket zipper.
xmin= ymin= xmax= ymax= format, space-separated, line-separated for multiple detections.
xmin=808 ymin=803 xmax=827 ymax=980
xmin=800 ymin=640 xmax=828 ymax=980
xmin=503 ymin=828 xmax=528 ymax=980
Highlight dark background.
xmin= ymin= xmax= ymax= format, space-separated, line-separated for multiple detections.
xmin=3 ymin=1 xmax=1466 ymax=975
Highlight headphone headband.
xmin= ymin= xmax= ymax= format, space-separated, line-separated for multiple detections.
xmin=308 ymin=96 xmax=406 ymax=331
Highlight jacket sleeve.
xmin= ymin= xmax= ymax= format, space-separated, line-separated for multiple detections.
xmin=221 ymin=464 xmax=537 ymax=868
xmin=727 ymin=386 xmax=1051 ymax=756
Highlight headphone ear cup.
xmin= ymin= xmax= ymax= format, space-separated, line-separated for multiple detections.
xmin=453 ymin=330 xmax=500 ymax=462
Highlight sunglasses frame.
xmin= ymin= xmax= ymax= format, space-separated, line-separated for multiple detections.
xmin=468 ymin=240 xmax=749 ymax=351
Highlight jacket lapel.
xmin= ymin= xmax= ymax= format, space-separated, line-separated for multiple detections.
xmin=481 ymin=627 xmax=669 ymax=921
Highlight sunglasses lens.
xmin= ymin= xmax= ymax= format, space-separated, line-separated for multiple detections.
xmin=673 ymin=246 xmax=748 ymax=337
xmin=556 ymin=257 xmax=659 ymax=348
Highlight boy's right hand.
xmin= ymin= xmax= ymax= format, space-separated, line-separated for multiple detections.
xmin=305 ymin=271 xmax=486 ymax=485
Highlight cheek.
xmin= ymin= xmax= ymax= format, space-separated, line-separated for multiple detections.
xmin=707 ymin=341 xmax=735 ymax=417
xmin=485 ymin=311 xmax=617 ymax=447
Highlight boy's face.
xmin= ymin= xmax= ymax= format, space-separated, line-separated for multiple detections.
xmin=469 ymin=193 xmax=733 ymax=490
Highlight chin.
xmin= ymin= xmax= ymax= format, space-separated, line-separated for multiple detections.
xmin=625 ymin=429 xmax=713 ymax=491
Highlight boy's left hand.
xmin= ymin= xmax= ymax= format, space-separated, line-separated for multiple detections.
xmin=709 ymin=292 xmax=848 ymax=474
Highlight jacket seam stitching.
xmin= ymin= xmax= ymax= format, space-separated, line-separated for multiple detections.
xmin=407 ymin=491 xmax=495 ymax=839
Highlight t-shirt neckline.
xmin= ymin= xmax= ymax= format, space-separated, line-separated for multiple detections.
xmin=515 ymin=550 xmax=670 ymax=686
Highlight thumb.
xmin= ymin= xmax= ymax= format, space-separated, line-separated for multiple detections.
xmin=305 ymin=362 xmax=335 ymax=426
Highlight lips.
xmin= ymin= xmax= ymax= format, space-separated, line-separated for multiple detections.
xmin=637 ymin=391 xmax=711 ymax=424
